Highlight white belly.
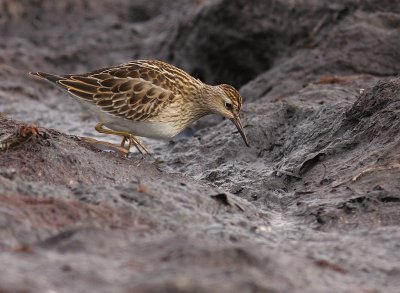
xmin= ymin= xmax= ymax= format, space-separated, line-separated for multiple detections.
xmin=80 ymin=102 xmax=181 ymax=139
xmin=104 ymin=118 xmax=180 ymax=139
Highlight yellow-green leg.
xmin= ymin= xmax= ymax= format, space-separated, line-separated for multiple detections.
xmin=94 ymin=122 xmax=151 ymax=156
xmin=81 ymin=137 xmax=129 ymax=156
xmin=120 ymin=136 xmax=127 ymax=148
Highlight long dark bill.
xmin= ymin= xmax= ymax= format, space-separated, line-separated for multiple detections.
xmin=230 ymin=116 xmax=250 ymax=147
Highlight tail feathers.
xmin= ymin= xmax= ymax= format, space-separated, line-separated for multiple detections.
xmin=29 ymin=71 xmax=64 ymax=84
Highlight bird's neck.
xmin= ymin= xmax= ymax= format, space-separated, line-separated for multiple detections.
xmin=192 ymin=84 xmax=219 ymax=114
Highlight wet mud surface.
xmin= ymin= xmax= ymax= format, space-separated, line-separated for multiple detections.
xmin=1 ymin=0 xmax=400 ymax=292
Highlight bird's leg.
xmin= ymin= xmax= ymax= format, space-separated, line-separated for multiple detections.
xmin=120 ymin=136 xmax=127 ymax=148
xmin=118 ymin=137 xmax=130 ymax=156
xmin=80 ymin=137 xmax=129 ymax=156
xmin=94 ymin=123 xmax=150 ymax=156
xmin=123 ymin=134 xmax=151 ymax=157
xmin=128 ymin=134 xmax=151 ymax=155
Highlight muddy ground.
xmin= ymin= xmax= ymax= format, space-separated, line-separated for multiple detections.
xmin=1 ymin=0 xmax=400 ymax=292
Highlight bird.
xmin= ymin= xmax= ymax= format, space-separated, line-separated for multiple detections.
xmin=30 ymin=60 xmax=249 ymax=156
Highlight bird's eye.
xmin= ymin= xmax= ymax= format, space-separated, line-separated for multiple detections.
xmin=225 ymin=102 xmax=233 ymax=111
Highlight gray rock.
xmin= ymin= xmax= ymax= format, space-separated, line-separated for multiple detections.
xmin=1 ymin=0 xmax=400 ymax=292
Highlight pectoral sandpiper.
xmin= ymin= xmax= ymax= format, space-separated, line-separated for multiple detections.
xmin=30 ymin=60 xmax=249 ymax=156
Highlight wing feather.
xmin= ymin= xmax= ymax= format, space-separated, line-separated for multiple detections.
xmin=32 ymin=60 xmax=201 ymax=122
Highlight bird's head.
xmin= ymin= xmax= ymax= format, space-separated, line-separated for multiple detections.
xmin=205 ymin=84 xmax=249 ymax=147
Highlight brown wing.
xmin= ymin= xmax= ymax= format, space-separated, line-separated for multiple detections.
xmin=35 ymin=61 xmax=196 ymax=121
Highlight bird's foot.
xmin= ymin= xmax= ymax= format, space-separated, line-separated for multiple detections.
xmin=80 ymin=137 xmax=129 ymax=157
